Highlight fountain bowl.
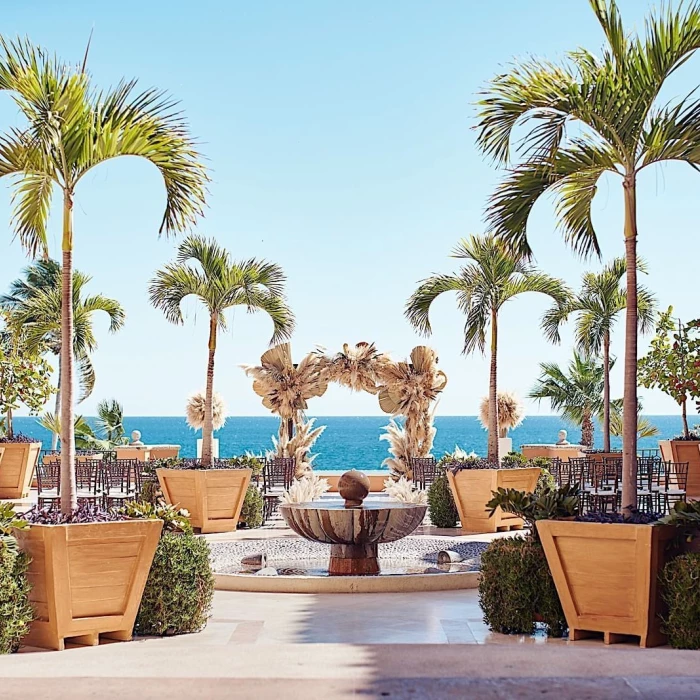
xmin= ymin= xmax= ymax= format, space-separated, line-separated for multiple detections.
xmin=280 ymin=500 xmax=427 ymax=575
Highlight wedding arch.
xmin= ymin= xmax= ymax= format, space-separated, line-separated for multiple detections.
xmin=242 ymin=342 xmax=447 ymax=477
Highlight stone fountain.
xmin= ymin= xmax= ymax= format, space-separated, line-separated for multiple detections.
xmin=280 ymin=469 xmax=427 ymax=575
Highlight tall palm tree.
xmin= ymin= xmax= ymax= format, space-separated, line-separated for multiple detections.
xmin=149 ymin=235 xmax=295 ymax=465
xmin=541 ymin=258 xmax=656 ymax=452
xmin=0 ymin=39 xmax=208 ymax=513
xmin=1 ymin=259 xmax=125 ymax=449
xmin=475 ymin=0 xmax=700 ymax=510
xmin=405 ymin=234 xmax=569 ymax=461
xmin=529 ymin=352 xmax=606 ymax=447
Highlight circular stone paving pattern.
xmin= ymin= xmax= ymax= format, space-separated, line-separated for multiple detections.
xmin=210 ymin=537 xmax=488 ymax=593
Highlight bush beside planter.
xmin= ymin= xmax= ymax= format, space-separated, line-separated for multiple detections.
xmin=659 ymin=440 xmax=700 ymax=500
xmin=16 ymin=519 xmax=162 ymax=650
xmin=0 ymin=442 xmax=40 ymax=499
xmin=157 ymin=468 xmax=252 ymax=533
xmin=536 ymin=520 xmax=676 ymax=647
xmin=448 ymin=467 xmax=540 ymax=533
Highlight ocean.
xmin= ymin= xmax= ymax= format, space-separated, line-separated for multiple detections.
xmin=12 ymin=415 xmax=691 ymax=471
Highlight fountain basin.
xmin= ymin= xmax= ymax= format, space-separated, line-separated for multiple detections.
xmin=280 ymin=501 xmax=427 ymax=575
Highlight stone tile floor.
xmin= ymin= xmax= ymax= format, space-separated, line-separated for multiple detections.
xmin=4 ymin=588 xmax=700 ymax=699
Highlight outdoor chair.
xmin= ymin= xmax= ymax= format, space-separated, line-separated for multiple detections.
xmin=410 ymin=457 xmax=438 ymax=490
xmin=75 ymin=460 xmax=102 ymax=505
xmin=36 ymin=461 xmax=61 ymax=509
xmin=661 ymin=461 xmax=689 ymax=512
xmin=102 ymin=459 xmax=139 ymax=508
xmin=587 ymin=461 xmax=619 ymax=513
xmin=636 ymin=457 xmax=661 ymax=513
xmin=262 ymin=457 xmax=296 ymax=521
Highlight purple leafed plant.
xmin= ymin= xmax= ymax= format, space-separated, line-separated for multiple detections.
xmin=23 ymin=503 xmax=128 ymax=525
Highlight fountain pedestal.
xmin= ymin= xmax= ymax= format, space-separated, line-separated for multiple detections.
xmin=330 ymin=543 xmax=380 ymax=576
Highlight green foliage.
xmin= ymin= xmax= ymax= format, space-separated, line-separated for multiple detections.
xmin=660 ymin=554 xmax=700 ymax=649
xmin=479 ymin=537 xmax=567 ymax=638
xmin=118 ymin=501 xmax=192 ymax=534
xmin=638 ymin=308 xmax=700 ymax=437
xmin=240 ymin=485 xmax=264 ymax=529
xmin=486 ymin=483 xmax=580 ymax=543
xmin=219 ymin=454 xmax=264 ymax=477
xmin=134 ymin=531 xmax=214 ymax=637
xmin=427 ymin=471 xmax=459 ymax=528
xmin=0 ymin=541 xmax=33 ymax=654
xmin=0 ymin=321 xmax=54 ymax=439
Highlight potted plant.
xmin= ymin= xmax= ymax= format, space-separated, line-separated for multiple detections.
xmin=445 ymin=453 xmax=541 ymax=533
xmin=156 ymin=456 xmax=255 ymax=533
xmin=0 ymin=327 xmax=54 ymax=499
xmin=478 ymin=391 xmax=524 ymax=460
xmin=16 ymin=504 xmax=162 ymax=650
xmin=639 ymin=308 xmax=700 ymax=499
xmin=536 ymin=511 xmax=675 ymax=647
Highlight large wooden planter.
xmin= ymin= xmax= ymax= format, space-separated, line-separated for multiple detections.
xmin=447 ymin=467 xmax=541 ymax=533
xmin=659 ymin=440 xmax=700 ymax=500
xmin=537 ymin=520 xmax=676 ymax=647
xmin=0 ymin=441 xmax=41 ymax=499
xmin=157 ymin=468 xmax=252 ymax=533
xmin=15 ymin=519 xmax=162 ymax=650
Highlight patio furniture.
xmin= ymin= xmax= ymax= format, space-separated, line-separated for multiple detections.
xmin=102 ymin=459 xmax=139 ymax=508
xmin=587 ymin=461 xmax=619 ymax=513
xmin=262 ymin=457 xmax=295 ymax=521
xmin=409 ymin=457 xmax=438 ymax=490
xmin=660 ymin=461 xmax=689 ymax=512
xmin=36 ymin=461 xmax=60 ymax=509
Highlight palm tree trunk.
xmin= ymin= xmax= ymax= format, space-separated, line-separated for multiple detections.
xmin=60 ymin=193 xmax=77 ymax=514
xmin=581 ymin=410 xmax=594 ymax=448
xmin=603 ymin=332 xmax=611 ymax=452
xmin=487 ymin=309 xmax=499 ymax=462
xmin=621 ymin=174 xmax=638 ymax=513
xmin=201 ymin=313 xmax=217 ymax=467
xmin=52 ymin=361 xmax=61 ymax=451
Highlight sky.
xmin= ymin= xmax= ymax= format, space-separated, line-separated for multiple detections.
xmin=0 ymin=0 xmax=698 ymax=419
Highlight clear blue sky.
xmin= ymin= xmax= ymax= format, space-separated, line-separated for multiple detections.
xmin=1 ymin=0 xmax=698 ymax=418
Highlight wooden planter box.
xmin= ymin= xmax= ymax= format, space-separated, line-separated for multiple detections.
xmin=537 ymin=520 xmax=676 ymax=647
xmin=0 ymin=442 xmax=41 ymax=499
xmin=15 ymin=519 xmax=162 ymax=650
xmin=659 ymin=440 xmax=700 ymax=500
xmin=447 ymin=467 xmax=541 ymax=533
xmin=157 ymin=468 xmax=252 ymax=534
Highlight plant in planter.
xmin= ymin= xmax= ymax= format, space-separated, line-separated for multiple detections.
xmin=479 ymin=485 xmax=578 ymax=637
xmin=0 ymin=326 xmax=54 ymax=499
xmin=0 ymin=504 xmax=33 ymax=654
xmin=156 ymin=456 xmax=256 ymax=533
xmin=446 ymin=455 xmax=541 ymax=533
xmin=639 ymin=308 xmax=700 ymax=499
xmin=659 ymin=553 xmax=700 ymax=650
xmin=119 ymin=502 xmax=214 ymax=637
xmin=478 ymin=390 xmax=524 ymax=457
xmin=239 ymin=485 xmax=264 ymax=529
xmin=18 ymin=504 xmax=162 ymax=650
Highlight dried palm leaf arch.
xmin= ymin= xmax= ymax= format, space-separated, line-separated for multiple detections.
xmin=242 ymin=342 xmax=447 ymax=477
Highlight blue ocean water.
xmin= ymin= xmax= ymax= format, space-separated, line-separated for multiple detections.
xmin=12 ymin=415 xmax=691 ymax=471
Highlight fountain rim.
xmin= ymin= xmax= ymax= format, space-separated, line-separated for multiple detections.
xmin=279 ymin=501 xmax=427 ymax=512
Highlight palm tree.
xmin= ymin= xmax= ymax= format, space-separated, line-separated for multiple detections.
xmin=541 ymin=258 xmax=656 ymax=452
xmin=0 ymin=39 xmax=208 ymax=513
xmin=0 ymin=259 xmax=125 ymax=449
xmin=529 ymin=352 xmax=606 ymax=447
xmin=149 ymin=235 xmax=295 ymax=465
xmin=475 ymin=0 xmax=700 ymax=510
xmin=405 ymin=234 xmax=569 ymax=461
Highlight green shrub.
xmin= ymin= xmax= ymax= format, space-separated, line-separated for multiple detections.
xmin=0 ymin=541 xmax=33 ymax=653
xmin=660 ymin=553 xmax=700 ymax=649
xmin=479 ymin=537 xmax=567 ymax=637
xmin=135 ymin=532 xmax=214 ymax=636
xmin=240 ymin=485 xmax=264 ymax=529
xmin=427 ymin=472 xmax=459 ymax=528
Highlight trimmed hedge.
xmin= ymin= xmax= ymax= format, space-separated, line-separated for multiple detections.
xmin=661 ymin=552 xmax=700 ymax=649
xmin=0 ymin=541 xmax=33 ymax=653
xmin=427 ymin=472 xmax=459 ymax=528
xmin=134 ymin=532 xmax=214 ymax=636
xmin=479 ymin=536 xmax=567 ymax=637
xmin=240 ymin=485 xmax=264 ymax=529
